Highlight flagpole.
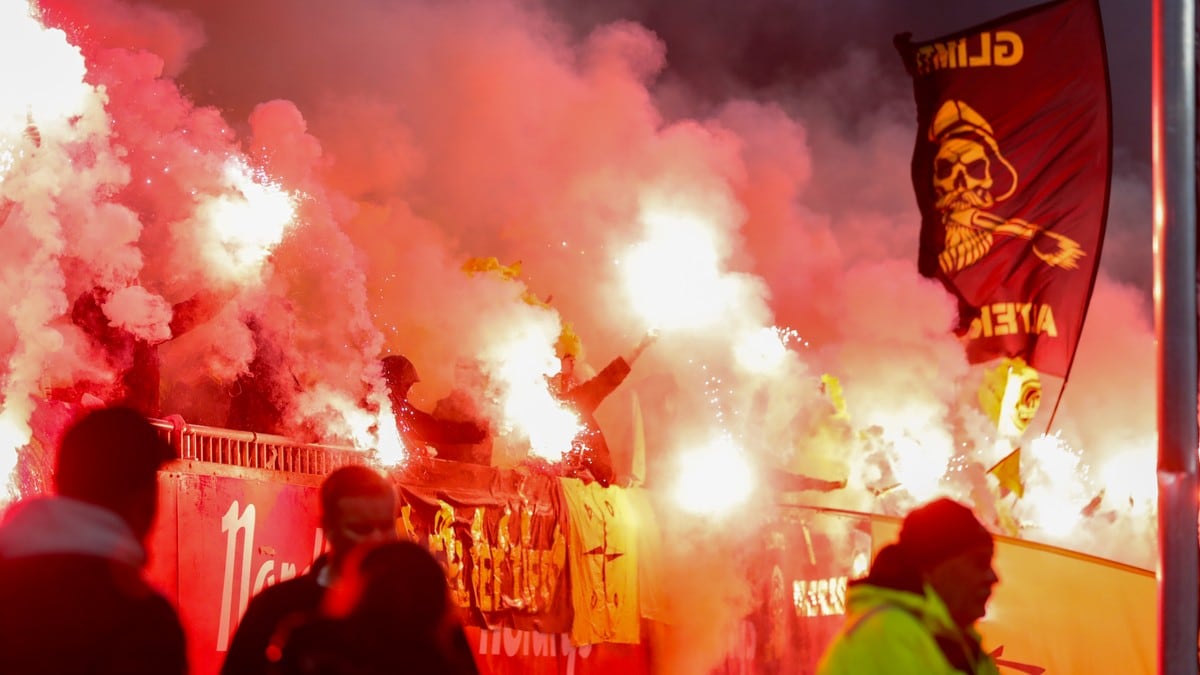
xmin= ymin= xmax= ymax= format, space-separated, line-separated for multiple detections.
xmin=1152 ymin=0 xmax=1198 ymax=672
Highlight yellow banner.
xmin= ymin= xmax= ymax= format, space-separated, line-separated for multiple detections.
xmin=871 ymin=519 xmax=1153 ymax=674
xmin=560 ymin=478 xmax=641 ymax=645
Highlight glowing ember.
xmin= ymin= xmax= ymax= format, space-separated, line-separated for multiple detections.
xmin=199 ymin=158 xmax=297 ymax=280
xmin=850 ymin=550 xmax=870 ymax=580
xmin=672 ymin=435 xmax=755 ymax=516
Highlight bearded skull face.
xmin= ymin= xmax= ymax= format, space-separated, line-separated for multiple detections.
xmin=933 ymin=136 xmax=995 ymax=212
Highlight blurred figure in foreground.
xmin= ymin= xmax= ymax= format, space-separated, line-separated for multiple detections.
xmin=277 ymin=540 xmax=477 ymax=675
xmin=222 ymin=465 xmax=398 ymax=675
xmin=222 ymin=465 xmax=478 ymax=675
xmin=817 ymin=498 xmax=1000 ymax=675
xmin=0 ymin=406 xmax=187 ymax=675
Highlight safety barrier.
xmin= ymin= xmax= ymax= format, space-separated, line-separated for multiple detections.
xmin=150 ymin=418 xmax=365 ymax=475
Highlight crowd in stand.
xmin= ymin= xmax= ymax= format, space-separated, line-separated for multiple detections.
xmin=0 ymin=406 xmax=999 ymax=675
xmin=55 ymin=285 xmax=660 ymax=488
xmin=0 ymin=407 xmax=480 ymax=675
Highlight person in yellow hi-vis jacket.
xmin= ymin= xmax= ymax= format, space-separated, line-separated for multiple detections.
xmin=817 ymin=499 xmax=1001 ymax=675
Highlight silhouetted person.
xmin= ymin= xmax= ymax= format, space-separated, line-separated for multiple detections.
xmin=0 ymin=406 xmax=187 ymax=675
xmin=277 ymin=540 xmax=477 ymax=675
xmin=551 ymin=330 xmax=656 ymax=486
xmin=221 ymin=465 xmax=397 ymax=675
xmin=817 ymin=498 xmax=1001 ymax=675
xmin=221 ymin=465 xmax=479 ymax=675
xmin=381 ymin=355 xmax=486 ymax=458
xmin=430 ymin=359 xmax=494 ymax=465
xmin=68 ymin=285 xmax=229 ymax=418
xmin=226 ymin=316 xmax=294 ymax=436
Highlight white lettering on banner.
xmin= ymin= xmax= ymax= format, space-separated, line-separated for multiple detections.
xmin=218 ymin=500 xmax=255 ymax=652
xmin=479 ymin=629 xmax=592 ymax=675
xmin=311 ymin=527 xmax=327 ymax=572
xmin=792 ymin=576 xmax=848 ymax=617
xmin=216 ymin=499 xmax=322 ymax=652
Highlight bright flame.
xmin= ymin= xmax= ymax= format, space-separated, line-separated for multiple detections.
xmin=733 ymin=326 xmax=789 ymax=374
xmin=1098 ymin=446 xmax=1156 ymax=514
xmin=886 ymin=433 xmax=947 ymax=501
xmin=1018 ymin=434 xmax=1091 ymax=537
xmin=850 ymin=551 xmax=870 ymax=580
xmin=0 ymin=1 xmax=91 ymax=182
xmin=374 ymin=400 xmax=407 ymax=467
xmin=292 ymin=385 xmax=386 ymax=451
xmin=621 ymin=207 xmax=735 ymax=332
xmin=0 ymin=411 xmax=30 ymax=506
xmin=487 ymin=333 xmax=580 ymax=461
xmin=0 ymin=1 xmax=96 ymax=502
xmin=672 ymin=436 xmax=755 ymax=516
xmin=200 ymin=158 xmax=297 ymax=279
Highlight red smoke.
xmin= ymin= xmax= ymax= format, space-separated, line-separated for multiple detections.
xmin=2 ymin=0 xmax=1158 ymax=670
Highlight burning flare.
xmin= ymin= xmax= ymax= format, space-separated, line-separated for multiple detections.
xmin=672 ymin=435 xmax=755 ymax=517
xmin=200 ymin=158 xmax=298 ymax=281
xmin=621 ymin=204 xmax=737 ymax=333
xmin=485 ymin=329 xmax=580 ymax=461
xmin=1015 ymin=433 xmax=1094 ymax=538
xmin=374 ymin=399 xmax=407 ymax=467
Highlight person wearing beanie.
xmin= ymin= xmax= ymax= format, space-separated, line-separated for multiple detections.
xmin=816 ymin=498 xmax=1001 ymax=675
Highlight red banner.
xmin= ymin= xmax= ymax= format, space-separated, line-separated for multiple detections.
xmin=468 ymin=628 xmax=650 ymax=675
xmin=142 ymin=461 xmax=651 ymax=675
xmin=894 ymin=0 xmax=1111 ymax=377
xmin=395 ymin=460 xmax=573 ymax=634
xmin=147 ymin=468 xmax=326 ymax=675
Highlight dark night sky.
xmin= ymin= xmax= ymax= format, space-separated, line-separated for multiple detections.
xmin=547 ymin=0 xmax=1149 ymax=173
xmin=142 ymin=0 xmax=1149 ymax=175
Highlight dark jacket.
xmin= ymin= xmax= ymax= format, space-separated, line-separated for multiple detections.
xmin=222 ymin=557 xmax=480 ymax=675
xmin=560 ymin=357 xmax=631 ymax=486
xmin=277 ymin=616 xmax=477 ymax=675
xmin=394 ymin=400 xmax=486 ymax=451
xmin=221 ymin=560 xmax=327 ymax=675
xmin=0 ymin=497 xmax=188 ymax=675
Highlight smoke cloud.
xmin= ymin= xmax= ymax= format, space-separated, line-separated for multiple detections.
xmin=3 ymin=0 xmax=1156 ymax=670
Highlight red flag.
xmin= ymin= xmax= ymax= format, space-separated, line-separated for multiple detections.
xmin=894 ymin=0 xmax=1111 ymax=378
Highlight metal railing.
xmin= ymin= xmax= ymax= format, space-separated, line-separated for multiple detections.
xmin=150 ymin=418 xmax=366 ymax=475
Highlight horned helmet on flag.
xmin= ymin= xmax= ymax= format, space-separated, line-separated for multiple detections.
xmin=929 ymin=99 xmax=1085 ymax=275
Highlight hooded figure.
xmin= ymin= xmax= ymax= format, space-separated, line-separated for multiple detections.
xmin=381 ymin=355 xmax=487 ymax=458
xmin=817 ymin=498 xmax=1001 ymax=675
xmin=0 ymin=406 xmax=186 ymax=675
